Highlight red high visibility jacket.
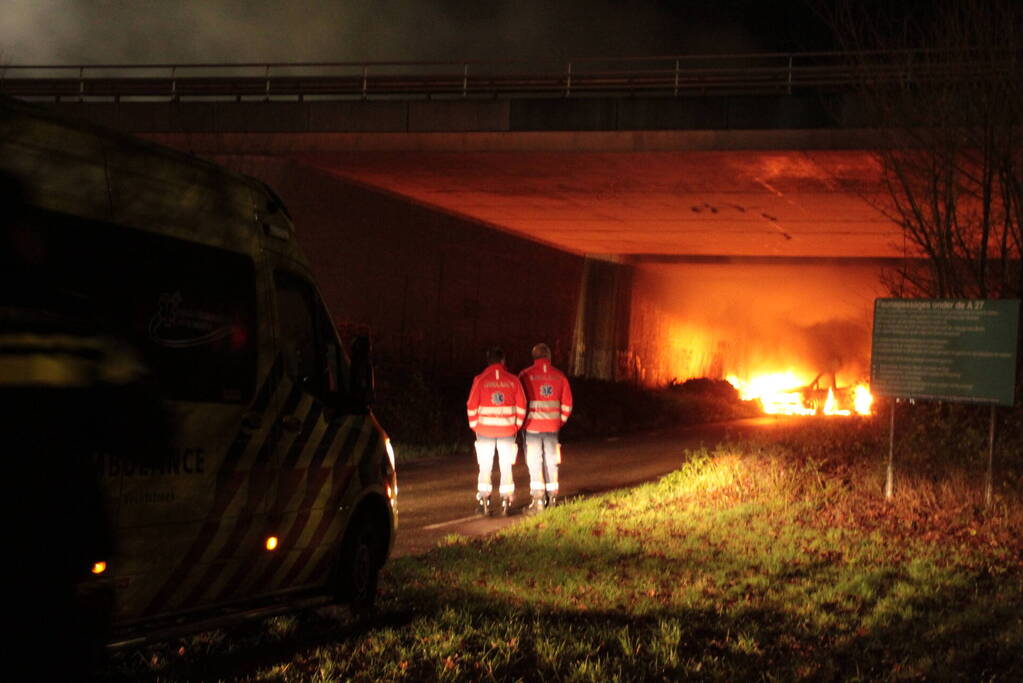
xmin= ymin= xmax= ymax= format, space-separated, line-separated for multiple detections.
xmin=466 ymin=363 xmax=527 ymax=438
xmin=518 ymin=360 xmax=573 ymax=433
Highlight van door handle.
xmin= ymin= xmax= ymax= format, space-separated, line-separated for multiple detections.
xmin=281 ymin=415 xmax=303 ymax=432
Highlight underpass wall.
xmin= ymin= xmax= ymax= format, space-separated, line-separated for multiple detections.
xmin=203 ymin=155 xmax=586 ymax=380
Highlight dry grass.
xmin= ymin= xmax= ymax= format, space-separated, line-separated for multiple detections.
xmin=741 ymin=411 xmax=1023 ymax=567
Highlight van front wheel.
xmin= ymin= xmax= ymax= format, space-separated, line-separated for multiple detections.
xmin=335 ymin=513 xmax=382 ymax=616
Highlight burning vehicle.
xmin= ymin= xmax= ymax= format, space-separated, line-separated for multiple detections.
xmin=726 ymin=371 xmax=873 ymax=416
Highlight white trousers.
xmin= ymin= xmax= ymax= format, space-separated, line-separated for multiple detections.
xmin=524 ymin=430 xmax=559 ymax=495
xmin=475 ymin=436 xmax=517 ymax=498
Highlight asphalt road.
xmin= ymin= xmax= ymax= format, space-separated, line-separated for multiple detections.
xmin=391 ymin=417 xmax=784 ymax=558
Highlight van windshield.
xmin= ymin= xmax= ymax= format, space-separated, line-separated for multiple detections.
xmin=7 ymin=209 xmax=258 ymax=403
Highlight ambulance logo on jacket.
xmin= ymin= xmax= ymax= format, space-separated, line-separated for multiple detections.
xmin=540 ymin=384 xmax=554 ymax=398
xmin=491 ymin=391 xmax=505 ymax=405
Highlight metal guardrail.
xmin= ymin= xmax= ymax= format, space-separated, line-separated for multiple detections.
xmin=0 ymin=50 xmax=1011 ymax=102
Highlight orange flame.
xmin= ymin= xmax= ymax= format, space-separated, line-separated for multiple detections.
xmin=853 ymin=384 xmax=874 ymax=415
xmin=727 ymin=371 xmax=814 ymax=415
xmin=727 ymin=372 xmax=872 ymax=416
xmin=822 ymin=387 xmax=850 ymax=416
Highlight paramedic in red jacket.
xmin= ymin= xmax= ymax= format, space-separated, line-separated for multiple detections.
xmin=466 ymin=347 xmax=527 ymax=516
xmin=518 ymin=343 xmax=573 ymax=513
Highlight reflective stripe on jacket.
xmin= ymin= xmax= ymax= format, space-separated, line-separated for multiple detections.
xmin=518 ymin=360 xmax=573 ymax=433
xmin=466 ymin=363 xmax=527 ymax=438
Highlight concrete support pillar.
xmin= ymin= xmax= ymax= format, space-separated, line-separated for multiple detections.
xmin=571 ymin=257 xmax=633 ymax=381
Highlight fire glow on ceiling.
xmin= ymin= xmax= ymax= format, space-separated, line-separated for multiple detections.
xmin=305 ymin=149 xmax=903 ymax=259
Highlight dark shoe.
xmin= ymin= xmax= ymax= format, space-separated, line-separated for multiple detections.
xmin=500 ymin=497 xmax=512 ymax=516
xmin=525 ymin=493 xmax=546 ymax=516
xmin=546 ymin=494 xmax=558 ymax=508
xmin=476 ymin=496 xmax=491 ymax=517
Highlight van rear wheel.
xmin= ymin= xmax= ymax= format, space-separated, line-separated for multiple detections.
xmin=335 ymin=512 xmax=382 ymax=616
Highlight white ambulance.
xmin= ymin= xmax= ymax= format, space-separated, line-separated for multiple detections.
xmin=0 ymin=96 xmax=398 ymax=647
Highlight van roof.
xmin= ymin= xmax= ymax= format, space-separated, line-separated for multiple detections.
xmin=0 ymin=95 xmax=292 ymax=252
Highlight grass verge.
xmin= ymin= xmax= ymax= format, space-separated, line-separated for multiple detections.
xmin=101 ymin=418 xmax=1023 ymax=681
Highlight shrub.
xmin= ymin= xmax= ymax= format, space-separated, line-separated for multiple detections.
xmin=374 ymin=367 xmax=759 ymax=462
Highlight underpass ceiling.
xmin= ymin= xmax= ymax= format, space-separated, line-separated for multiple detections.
xmin=302 ymin=150 xmax=903 ymax=259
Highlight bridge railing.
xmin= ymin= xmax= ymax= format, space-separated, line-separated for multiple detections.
xmin=0 ymin=50 xmax=1012 ymax=102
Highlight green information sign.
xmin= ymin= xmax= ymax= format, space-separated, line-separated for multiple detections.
xmin=871 ymin=299 xmax=1020 ymax=406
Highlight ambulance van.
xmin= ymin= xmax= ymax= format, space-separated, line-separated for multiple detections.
xmin=1 ymin=97 xmax=397 ymax=646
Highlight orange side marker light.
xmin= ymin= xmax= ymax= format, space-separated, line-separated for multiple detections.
xmin=265 ymin=536 xmax=279 ymax=551
xmin=92 ymin=562 xmax=107 ymax=575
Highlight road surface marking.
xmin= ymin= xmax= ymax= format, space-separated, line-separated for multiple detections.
xmin=422 ymin=515 xmax=482 ymax=530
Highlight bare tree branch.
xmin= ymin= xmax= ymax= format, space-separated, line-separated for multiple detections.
xmin=822 ymin=0 xmax=1023 ymax=301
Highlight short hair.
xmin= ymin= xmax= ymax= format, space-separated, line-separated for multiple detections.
xmin=531 ymin=343 xmax=551 ymax=360
xmin=486 ymin=346 xmax=505 ymax=365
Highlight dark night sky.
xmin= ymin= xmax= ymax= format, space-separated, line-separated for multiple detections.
xmin=0 ymin=0 xmax=836 ymax=65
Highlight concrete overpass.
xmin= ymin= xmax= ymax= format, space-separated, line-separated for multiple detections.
xmin=4 ymin=53 xmax=921 ymax=385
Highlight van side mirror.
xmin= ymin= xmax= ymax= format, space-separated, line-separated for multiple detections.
xmin=349 ymin=332 xmax=374 ymax=413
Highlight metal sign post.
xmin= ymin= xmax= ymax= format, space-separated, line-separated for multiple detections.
xmin=885 ymin=399 xmax=896 ymax=500
xmin=986 ymin=405 xmax=996 ymax=507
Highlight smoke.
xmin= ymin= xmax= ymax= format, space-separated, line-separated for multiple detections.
xmin=0 ymin=0 xmax=821 ymax=65
xmin=630 ymin=262 xmax=885 ymax=386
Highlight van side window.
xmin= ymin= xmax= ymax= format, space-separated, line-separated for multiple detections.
xmin=15 ymin=209 xmax=258 ymax=403
xmin=274 ymin=271 xmax=349 ymax=404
